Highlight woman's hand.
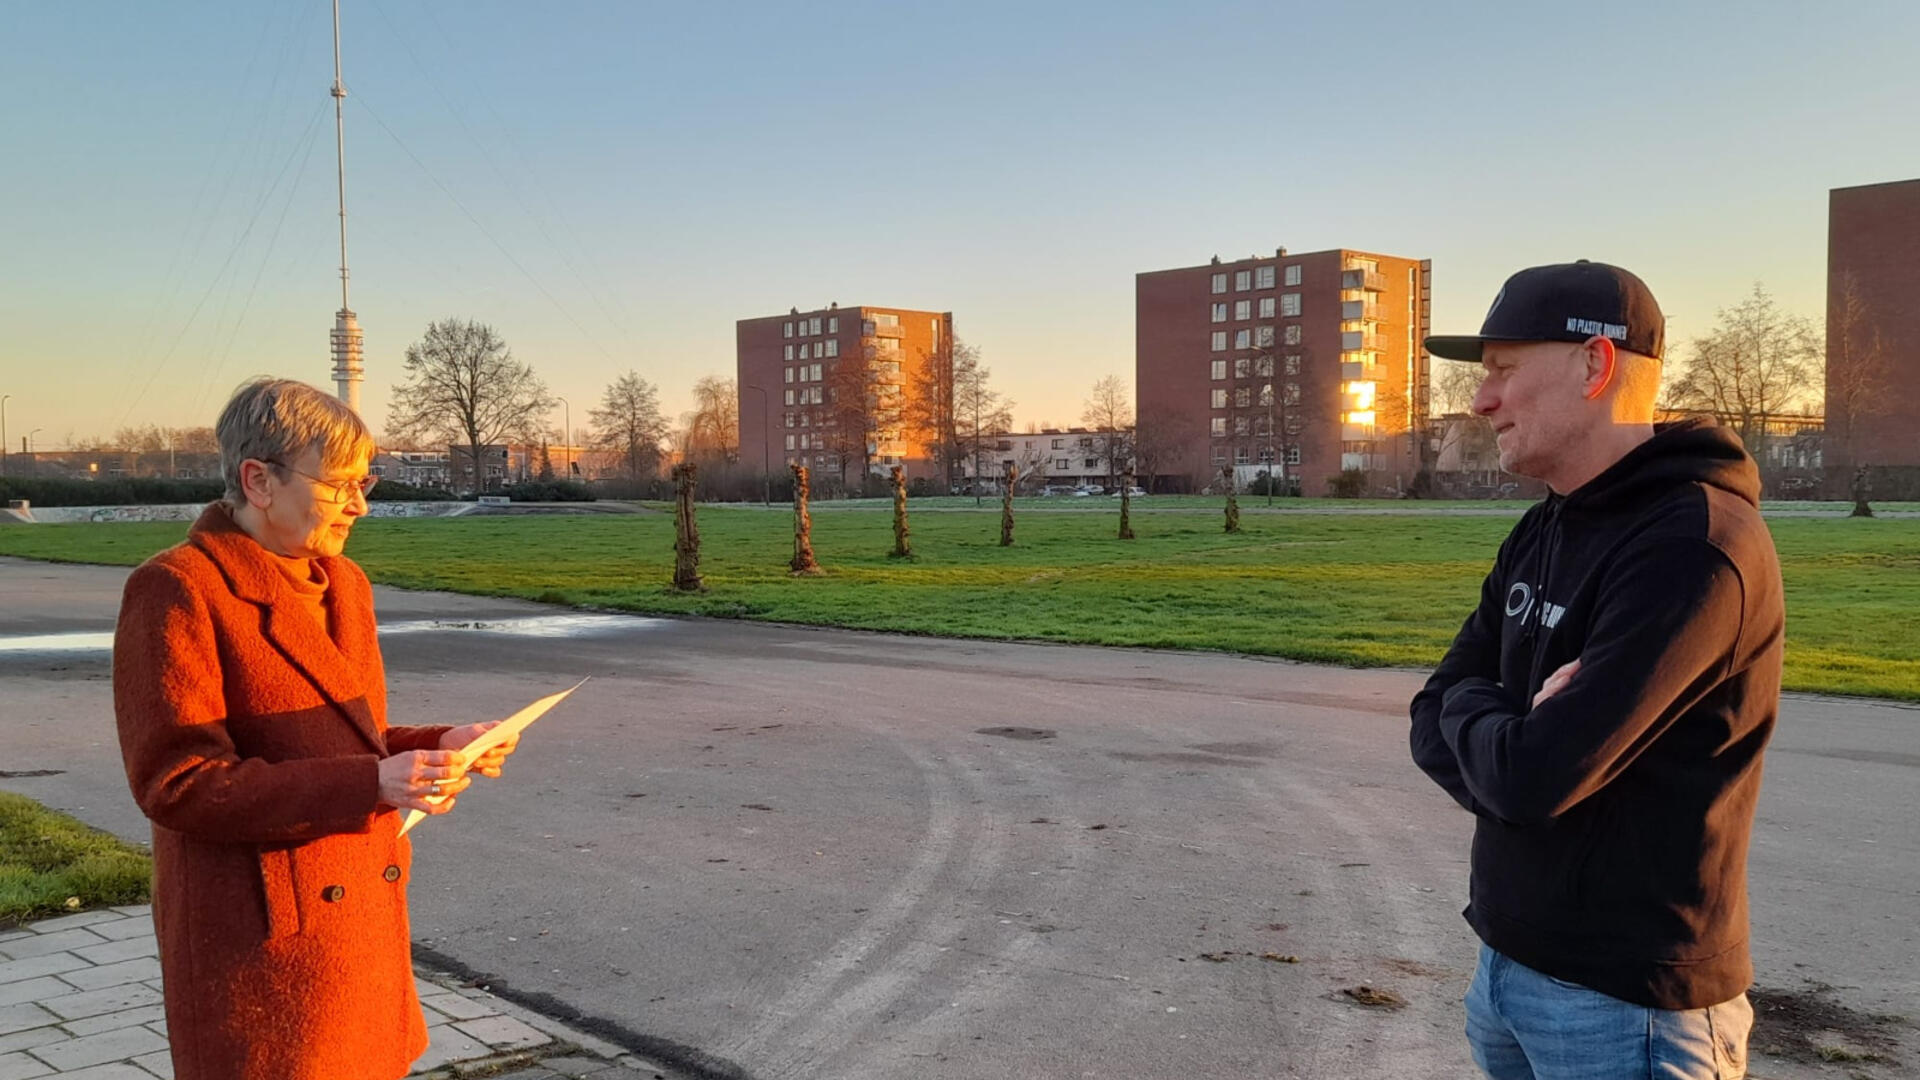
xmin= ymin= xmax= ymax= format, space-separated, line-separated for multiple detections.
xmin=440 ymin=721 xmax=521 ymax=778
xmin=377 ymin=750 xmax=470 ymax=813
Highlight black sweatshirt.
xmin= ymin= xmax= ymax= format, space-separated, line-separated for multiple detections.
xmin=1410 ymin=420 xmax=1784 ymax=1010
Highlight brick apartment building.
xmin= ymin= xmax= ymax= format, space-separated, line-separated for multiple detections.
xmin=1136 ymin=248 xmax=1432 ymax=494
xmin=1826 ymin=178 xmax=1920 ymax=498
xmin=738 ymin=304 xmax=953 ymax=489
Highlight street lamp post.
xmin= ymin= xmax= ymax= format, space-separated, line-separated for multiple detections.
xmin=27 ymin=429 xmax=43 ymax=458
xmin=742 ymin=383 xmax=769 ymax=507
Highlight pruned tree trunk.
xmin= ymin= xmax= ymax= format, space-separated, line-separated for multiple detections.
xmin=999 ymin=462 xmax=1016 ymax=547
xmin=790 ymin=464 xmax=823 ymax=575
xmin=1119 ymin=469 xmax=1136 ymax=540
xmin=671 ymin=463 xmax=704 ymax=591
xmin=1851 ymin=465 xmax=1875 ymax=518
xmin=1222 ymin=467 xmax=1241 ymax=534
xmin=890 ymin=465 xmax=912 ymax=558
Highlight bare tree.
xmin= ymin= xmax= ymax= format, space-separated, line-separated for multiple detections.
xmin=388 ymin=319 xmax=554 ymax=495
xmin=1080 ymin=375 xmax=1134 ymax=491
xmin=1826 ymin=270 xmax=1892 ymax=502
xmin=1664 ymin=284 xmax=1820 ymax=457
xmin=954 ymin=348 xmax=1012 ymax=501
xmin=681 ymin=375 xmax=739 ymax=466
xmin=589 ymin=371 xmax=669 ymax=485
xmin=823 ymin=348 xmax=900 ymax=492
xmin=1132 ymin=406 xmax=1192 ymax=494
xmin=906 ymin=337 xmax=975 ymax=492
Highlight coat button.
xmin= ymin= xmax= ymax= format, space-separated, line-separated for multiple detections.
xmin=383 ymin=865 xmax=402 ymax=883
xmin=322 ymin=885 xmax=346 ymax=903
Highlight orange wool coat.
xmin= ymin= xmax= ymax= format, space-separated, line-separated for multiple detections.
xmin=112 ymin=506 xmax=449 ymax=1080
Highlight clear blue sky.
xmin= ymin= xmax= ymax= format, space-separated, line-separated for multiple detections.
xmin=3 ymin=0 xmax=1914 ymax=447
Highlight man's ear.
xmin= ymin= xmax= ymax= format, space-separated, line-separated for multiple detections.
xmin=238 ymin=459 xmax=276 ymax=509
xmin=1582 ymin=336 xmax=1618 ymax=400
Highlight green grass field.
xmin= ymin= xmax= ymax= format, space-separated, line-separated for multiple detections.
xmin=0 ymin=792 xmax=152 ymax=928
xmin=3 ymin=503 xmax=1916 ymax=700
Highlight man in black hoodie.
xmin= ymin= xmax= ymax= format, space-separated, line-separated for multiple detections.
xmin=1411 ymin=261 xmax=1782 ymax=1079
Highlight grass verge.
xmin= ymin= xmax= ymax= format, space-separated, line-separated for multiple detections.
xmin=2 ymin=505 xmax=1916 ymax=700
xmin=0 ymin=791 xmax=152 ymax=929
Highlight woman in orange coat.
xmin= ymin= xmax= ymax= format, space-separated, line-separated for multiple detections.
xmin=113 ymin=378 xmax=517 ymax=1080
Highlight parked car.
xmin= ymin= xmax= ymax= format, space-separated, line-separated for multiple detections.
xmin=1111 ymin=486 xmax=1147 ymax=497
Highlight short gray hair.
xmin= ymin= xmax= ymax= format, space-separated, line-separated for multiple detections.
xmin=216 ymin=378 xmax=375 ymax=504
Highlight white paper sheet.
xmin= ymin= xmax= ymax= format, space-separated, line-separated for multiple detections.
xmin=396 ymin=677 xmax=588 ymax=837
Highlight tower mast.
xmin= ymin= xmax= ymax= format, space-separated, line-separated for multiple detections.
xmin=328 ymin=0 xmax=365 ymax=412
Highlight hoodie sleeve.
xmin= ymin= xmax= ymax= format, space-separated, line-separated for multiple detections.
xmin=1435 ymin=538 xmax=1744 ymax=826
xmin=1408 ymin=543 xmax=1509 ymax=814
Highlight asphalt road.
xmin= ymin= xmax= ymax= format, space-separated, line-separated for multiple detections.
xmin=2 ymin=555 xmax=1914 ymax=1079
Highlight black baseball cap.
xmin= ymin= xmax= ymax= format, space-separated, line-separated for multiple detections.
xmin=1425 ymin=260 xmax=1665 ymax=362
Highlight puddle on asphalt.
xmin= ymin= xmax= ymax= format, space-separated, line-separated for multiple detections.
xmin=0 ymin=614 xmax=659 ymax=654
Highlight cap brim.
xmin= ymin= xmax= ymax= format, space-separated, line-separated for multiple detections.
xmin=1424 ymin=335 xmax=1487 ymax=362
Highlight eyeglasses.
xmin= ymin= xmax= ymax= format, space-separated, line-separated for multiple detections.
xmin=265 ymin=460 xmax=378 ymax=504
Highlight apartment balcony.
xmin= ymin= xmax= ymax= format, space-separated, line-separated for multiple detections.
xmin=1341 ymin=268 xmax=1386 ymax=291
xmin=1341 ymin=329 xmax=1384 ymax=351
xmin=1341 ymin=418 xmax=1377 ymax=442
xmin=1341 ymin=300 xmax=1380 ymax=321
xmin=1339 ymin=383 xmax=1376 ymax=414
xmin=865 ymin=321 xmax=905 ymax=339
xmin=1341 ymin=358 xmax=1381 ymax=380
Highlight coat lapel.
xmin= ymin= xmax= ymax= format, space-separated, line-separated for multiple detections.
xmin=188 ymin=506 xmax=387 ymax=754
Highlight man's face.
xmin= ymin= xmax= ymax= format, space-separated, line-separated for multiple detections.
xmin=260 ymin=447 xmax=371 ymax=559
xmin=1472 ymin=341 xmax=1589 ymax=481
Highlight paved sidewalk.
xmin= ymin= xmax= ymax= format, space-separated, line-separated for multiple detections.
xmin=0 ymin=907 xmax=671 ymax=1080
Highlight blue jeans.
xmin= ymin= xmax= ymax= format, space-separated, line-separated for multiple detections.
xmin=1465 ymin=943 xmax=1752 ymax=1079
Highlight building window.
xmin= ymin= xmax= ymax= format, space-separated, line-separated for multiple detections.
xmin=1285 ymin=265 xmax=1302 ymax=286
xmin=1255 ymin=355 xmax=1274 ymax=377
xmin=1211 ymin=330 xmax=1228 ymax=351
xmin=1234 ymin=270 xmax=1251 ymax=291
xmin=1235 ymin=387 xmax=1251 ymax=408
xmin=1051 ymin=438 xmax=1065 ymax=449
xmin=785 ymin=435 xmax=796 ymax=451
xmin=799 ymin=343 xmax=811 ymax=360
xmin=1234 ymin=299 xmax=1251 ymax=321
xmin=1212 ymin=389 xmax=1228 ymax=409
xmin=1085 ymin=458 xmax=1099 ymax=469
xmin=809 ymin=317 xmax=822 ymax=335
xmin=784 ymin=322 xmax=794 ymax=338
xmin=1287 ymin=445 xmax=1301 ymax=465
xmin=1211 ymin=302 xmax=1228 ymax=323
xmin=811 ymin=363 xmax=822 ymax=381
xmin=824 ymin=339 xmax=839 ymax=357
xmin=784 ymin=345 xmax=795 ymax=361
xmin=1284 ymin=325 xmax=1302 ymax=345
xmin=1255 ymin=325 xmax=1275 ymax=347
xmin=1256 ymin=265 xmax=1276 ymax=289
xmin=1285 ymin=416 xmax=1304 ymax=436
xmin=1211 ymin=359 xmax=1228 ymax=379
xmin=1234 ymin=357 xmax=1250 ymax=378
xmin=1258 ymin=383 xmax=1273 ymax=406
xmin=812 ymin=384 xmax=825 ymax=403
xmin=1211 ymin=417 xmax=1227 ymax=437
xmin=1055 ymin=457 xmax=1071 ymax=470
xmin=784 ymin=366 xmax=794 ymax=383
xmin=1258 ymin=296 xmax=1275 ymax=319
xmin=1213 ymin=447 xmax=1228 ymax=464
xmin=1211 ymin=273 xmax=1227 ymax=294
xmin=1234 ymin=328 xmax=1251 ymax=349
xmin=1285 ymin=354 xmax=1301 ymax=375
xmin=827 ymin=316 xmax=838 ymax=333
xmin=784 ymin=389 xmax=795 ymax=406
xmin=1235 ymin=446 xmax=1250 ymax=464
xmin=1285 ymin=382 xmax=1301 ymax=405
xmin=1281 ymin=293 xmax=1302 ymax=317
xmin=1234 ymin=416 xmax=1250 ymax=436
